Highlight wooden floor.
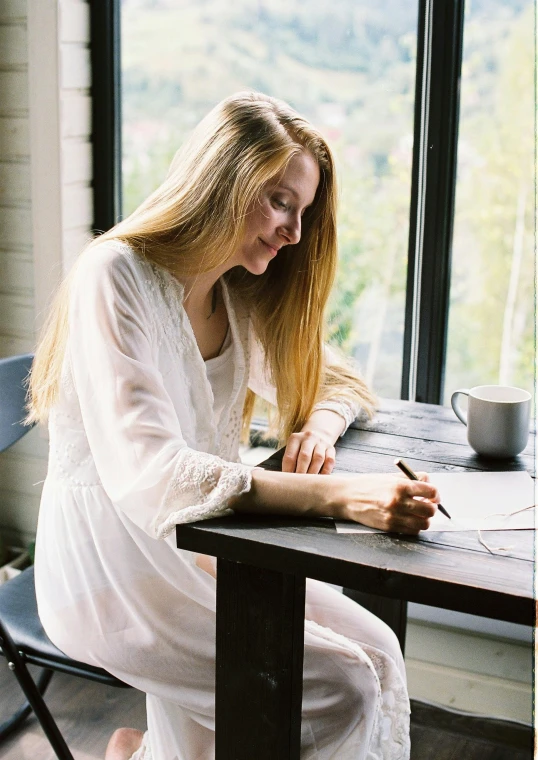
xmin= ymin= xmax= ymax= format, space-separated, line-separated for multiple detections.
xmin=0 ymin=658 xmax=532 ymax=759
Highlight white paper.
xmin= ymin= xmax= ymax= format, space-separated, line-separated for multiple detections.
xmin=334 ymin=471 xmax=536 ymax=534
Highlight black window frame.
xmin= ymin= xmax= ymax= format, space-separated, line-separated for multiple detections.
xmin=90 ymin=0 xmax=122 ymax=234
xmin=90 ymin=0 xmax=465 ymax=405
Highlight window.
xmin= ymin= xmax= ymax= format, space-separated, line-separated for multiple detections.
xmin=120 ymin=0 xmax=420 ymax=398
xmin=443 ymin=0 xmax=534 ymax=403
xmin=91 ymin=0 xmax=534 ymax=407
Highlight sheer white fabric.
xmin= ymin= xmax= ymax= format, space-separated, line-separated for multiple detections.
xmin=204 ymin=329 xmax=234 ymax=425
xmin=35 ymin=241 xmax=410 ymax=760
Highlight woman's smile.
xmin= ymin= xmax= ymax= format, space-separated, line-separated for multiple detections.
xmin=259 ymin=238 xmax=280 ymax=256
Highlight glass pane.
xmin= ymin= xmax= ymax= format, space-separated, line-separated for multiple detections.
xmin=444 ymin=0 xmax=534 ymax=403
xmin=121 ymin=0 xmax=419 ymax=398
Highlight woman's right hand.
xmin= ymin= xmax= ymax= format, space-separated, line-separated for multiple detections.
xmin=333 ymin=473 xmax=440 ymax=535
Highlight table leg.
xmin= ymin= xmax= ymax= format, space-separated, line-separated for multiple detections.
xmin=342 ymin=589 xmax=408 ymax=654
xmin=215 ymin=558 xmax=306 ymax=760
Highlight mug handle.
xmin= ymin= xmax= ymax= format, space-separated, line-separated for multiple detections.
xmin=451 ymin=389 xmax=470 ymax=426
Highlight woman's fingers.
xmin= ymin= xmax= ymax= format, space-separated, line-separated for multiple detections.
xmin=342 ymin=474 xmax=441 ymax=535
xmin=283 ymin=432 xmax=317 ymax=473
xmin=282 ymin=434 xmax=302 ymax=473
xmin=282 ymin=432 xmax=335 ymax=474
xmin=385 ymin=515 xmax=432 ymax=535
xmin=402 ymin=479 xmax=440 ymax=504
xmin=415 ymin=471 xmax=430 ymax=482
xmin=405 ymin=498 xmax=438 ymax=518
xmin=319 ymin=446 xmax=336 ymax=475
xmin=385 ymin=480 xmax=439 ymax=532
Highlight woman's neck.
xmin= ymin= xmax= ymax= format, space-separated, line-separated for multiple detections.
xmin=177 ymin=261 xmax=231 ymax=319
xmin=179 ymin=268 xmax=230 ymax=360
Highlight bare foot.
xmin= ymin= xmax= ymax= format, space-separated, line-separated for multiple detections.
xmin=105 ymin=728 xmax=144 ymax=760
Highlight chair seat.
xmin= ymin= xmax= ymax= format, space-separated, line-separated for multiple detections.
xmin=0 ymin=566 xmax=124 ymax=684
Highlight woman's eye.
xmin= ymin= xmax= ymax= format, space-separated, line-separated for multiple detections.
xmin=272 ymin=198 xmax=288 ymax=211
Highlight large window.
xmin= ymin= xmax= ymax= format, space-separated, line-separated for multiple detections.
xmin=112 ymin=0 xmax=535 ymax=407
xmin=121 ymin=0 xmax=419 ymax=398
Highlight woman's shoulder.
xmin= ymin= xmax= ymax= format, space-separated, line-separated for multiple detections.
xmin=75 ymin=239 xmax=150 ymax=284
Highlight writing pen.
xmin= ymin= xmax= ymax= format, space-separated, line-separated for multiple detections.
xmin=394 ymin=458 xmax=451 ymax=519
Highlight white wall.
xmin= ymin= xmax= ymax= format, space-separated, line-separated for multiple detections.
xmin=0 ymin=1 xmax=33 ymax=361
xmin=0 ymin=0 xmax=91 ymax=546
xmin=405 ymin=620 xmax=532 ymax=723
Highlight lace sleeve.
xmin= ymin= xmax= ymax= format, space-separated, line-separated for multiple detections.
xmin=156 ymin=450 xmax=252 ymax=538
xmin=312 ymin=398 xmax=360 ymax=435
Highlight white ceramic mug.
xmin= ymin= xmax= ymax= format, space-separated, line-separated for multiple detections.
xmin=451 ymin=385 xmax=531 ymax=458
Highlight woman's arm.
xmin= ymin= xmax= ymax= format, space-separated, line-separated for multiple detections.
xmin=231 ymin=467 xmax=440 ymax=535
xmin=248 ymin=329 xmax=358 ymax=474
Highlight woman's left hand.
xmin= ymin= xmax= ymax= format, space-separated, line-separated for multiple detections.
xmin=282 ymin=430 xmax=336 ymax=474
xmin=282 ymin=409 xmax=345 ymax=474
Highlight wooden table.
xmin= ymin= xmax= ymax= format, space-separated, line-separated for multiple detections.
xmin=176 ymin=399 xmax=535 ymax=760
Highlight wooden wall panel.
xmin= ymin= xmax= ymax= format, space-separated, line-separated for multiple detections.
xmin=0 ymin=71 xmax=28 ymax=113
xmin=0 ymin=1 xmax=92 ymax=544
xmin=0 ymin=116 xmax=30 ymax=159
xmin=0 ymin=162 xmax=30 ymax=203
xmin=0 ymin=206 xmax=32 ymax=247
xmin=0 ymin=251 xmax=33 ymax=293
xmin=0 ymin=23 xmax=27 ymax=67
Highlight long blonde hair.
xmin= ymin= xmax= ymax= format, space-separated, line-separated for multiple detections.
xmin=28 ymin=91 xmax=375 ymax=437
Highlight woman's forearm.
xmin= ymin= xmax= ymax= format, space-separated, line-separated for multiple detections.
xmin=231 ymin=467 xmax=339 ymax=518
xmin=301 ymin=408 xmax=346 ymax=443
xmin=231 ymin=467 xmax=441 ymax=535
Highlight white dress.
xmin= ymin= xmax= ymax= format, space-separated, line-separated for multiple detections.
xmin=35 ymin=241 xmax=411 ymax=760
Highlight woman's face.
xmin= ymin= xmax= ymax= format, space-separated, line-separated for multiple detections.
xmin=233 ymin=150 xmax=320 ymax=275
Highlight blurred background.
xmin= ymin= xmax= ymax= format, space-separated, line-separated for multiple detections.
xmin=121 ymin=0 xmax=534 ymax=404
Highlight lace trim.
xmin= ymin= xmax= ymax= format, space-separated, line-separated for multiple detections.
xmin=156 ymin=449 xmax=253 ymax=538
xmin=312 ymin=399 xmax=360 ymax=435
xmin=305 ymin=620 xmax=410 ymax=759
xmin=362 ymin=643 xmax=411 ymax=758
xmin=129 ymin=731 xmax=152 ymax=760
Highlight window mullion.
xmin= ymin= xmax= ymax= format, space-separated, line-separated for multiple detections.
xmin=402 ymin=0 xmax=465 ymax=404
xmin=90 ymin=0 xmax=122 ymax=234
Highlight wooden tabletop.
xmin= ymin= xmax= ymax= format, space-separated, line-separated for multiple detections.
xmin=176 ymin=399 xmax=535 ymax=626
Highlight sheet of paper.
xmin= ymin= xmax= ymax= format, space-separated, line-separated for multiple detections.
xmin=334 ymin=471 xmax=535 ymax=534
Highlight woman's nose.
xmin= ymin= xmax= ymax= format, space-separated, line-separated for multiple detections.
xmin=281 ymin=215 xmax=301 ymax=245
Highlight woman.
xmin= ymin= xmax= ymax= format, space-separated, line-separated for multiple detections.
xmin=28 ymin=92 xmax=439 ymax=760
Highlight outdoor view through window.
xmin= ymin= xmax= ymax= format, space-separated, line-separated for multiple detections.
xmin=121 ymin=0 xmax=534 ymax=404
xmin=444 ymin=0 xmax=534 ymax=404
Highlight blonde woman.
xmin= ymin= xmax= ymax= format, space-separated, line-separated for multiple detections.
xmin=29 ymin=92 xmax=439 ymax=760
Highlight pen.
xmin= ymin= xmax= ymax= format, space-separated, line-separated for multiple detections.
xmin=394 ymin=458 xmax=451 ymax=519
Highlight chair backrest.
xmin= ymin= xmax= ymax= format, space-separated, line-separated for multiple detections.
xmin=0 ymin=354 xmax=34 ymax=454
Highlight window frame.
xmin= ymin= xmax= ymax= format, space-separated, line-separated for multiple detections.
xmin=402 ymin=0 xmax=465 ymax=404
xmin=91 ymin=0 xmax=465 ymax=404
xmin=90 ymin=0 xmax=122 ymax=234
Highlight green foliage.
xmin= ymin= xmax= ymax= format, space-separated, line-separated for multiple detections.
xmin=444 ymin=3 xmax=534 ymax=400
xmin=121 ymin=0 xmax=534 ymax=402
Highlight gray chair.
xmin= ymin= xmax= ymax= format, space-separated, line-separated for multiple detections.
xmin=0 ymin=354 xmax=131 ymax=759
